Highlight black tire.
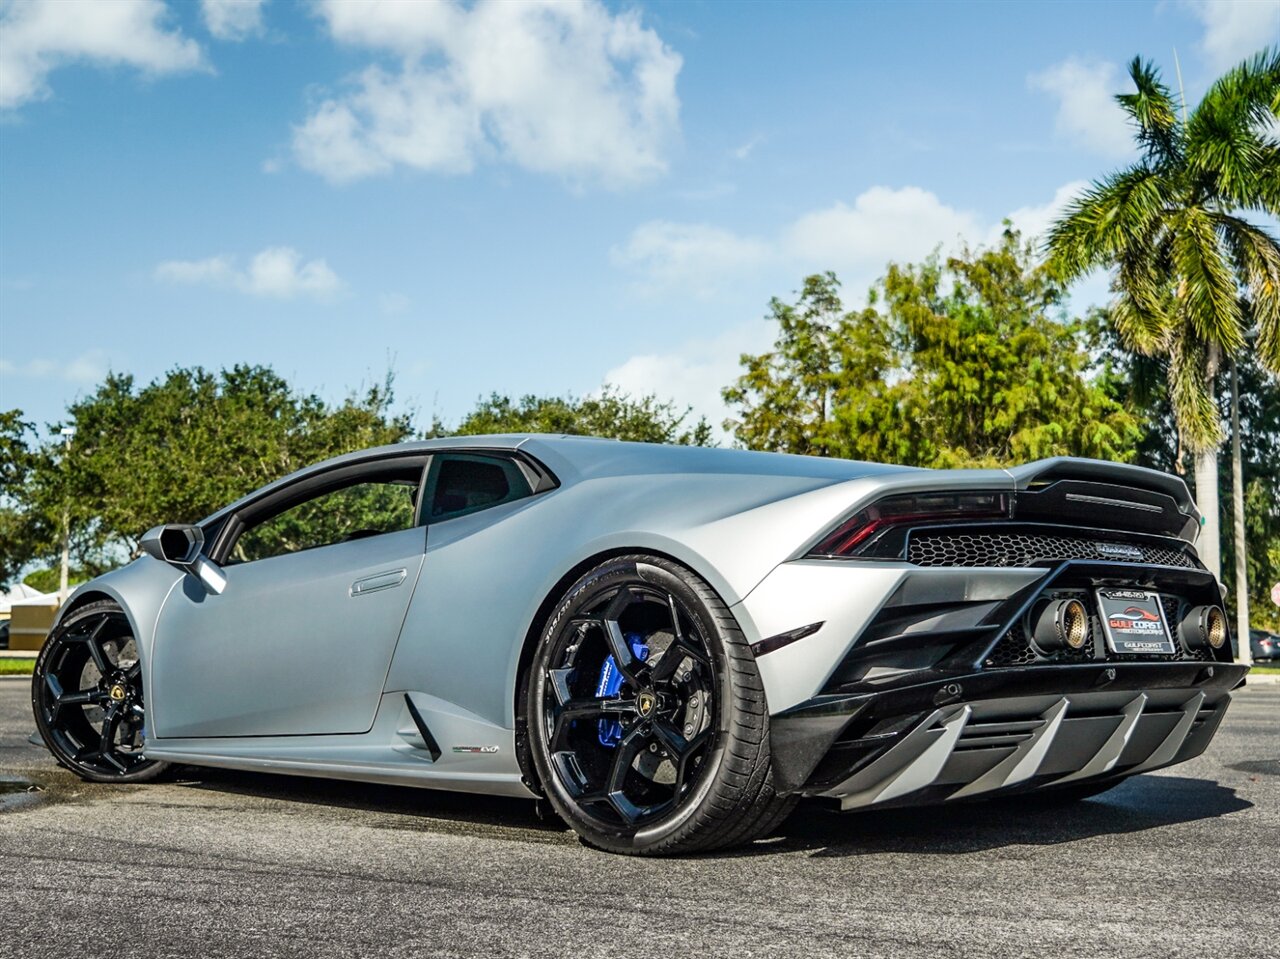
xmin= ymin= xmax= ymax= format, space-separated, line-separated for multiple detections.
xmin=32 ymin=599 xmax=169 ymax=784
xmin=527 ymin=555 xmax=793 ymax=855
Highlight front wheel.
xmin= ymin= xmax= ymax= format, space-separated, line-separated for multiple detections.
xmin=527 ymin=555 xmax=794 ymax=855
xmin=32 ymin=600 xmax=169 ymax=783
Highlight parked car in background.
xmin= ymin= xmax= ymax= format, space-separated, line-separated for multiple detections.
xmin=1250 ymin=629 xmax=1280 ymax=662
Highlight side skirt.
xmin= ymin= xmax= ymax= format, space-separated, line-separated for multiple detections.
xmin=143 ymin=690 xmax=533 ymax=799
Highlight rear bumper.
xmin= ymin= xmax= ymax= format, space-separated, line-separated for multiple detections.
xmin=770 ymin=661 xmax=1248 ymax=808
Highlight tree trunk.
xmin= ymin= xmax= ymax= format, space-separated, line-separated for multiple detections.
xmin=1193 ymin=449 xmax=1221 ymax=579
xmin=59 ymin=506 xmax=70 ymax=602
xmin=1192 ymin=343 xmax=1222 ymax=581
xmin=1230 ymin=362 xmax=1251 ymax=666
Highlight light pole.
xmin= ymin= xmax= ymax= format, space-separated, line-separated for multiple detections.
xmin=58 ymin=426 xmax=75 ymax=601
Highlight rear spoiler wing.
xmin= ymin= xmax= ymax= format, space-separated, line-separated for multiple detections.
xmin=1007 ymin=458 xmax=1201 ymax=542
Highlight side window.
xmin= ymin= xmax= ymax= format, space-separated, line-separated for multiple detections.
xmin=427 ymin=454 xmax=532 ymax=523
xmin=232 ymin=478 xmax=420 ymax=565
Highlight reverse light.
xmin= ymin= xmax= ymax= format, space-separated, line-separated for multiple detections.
xmin=809 ymin=491 xmax=1009 ymax=557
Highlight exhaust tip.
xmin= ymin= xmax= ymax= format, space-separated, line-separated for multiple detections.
xmin=1180 ymin=605 xmax=1227 ymax=650
xmin=1031 ymin=598 xmax=1090 ymax=652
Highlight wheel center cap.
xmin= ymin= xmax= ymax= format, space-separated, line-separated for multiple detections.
xmin=109 ymin=684 xmax=127 ymax=702
xmin=637 ymin=690 xmax=656 ymax=718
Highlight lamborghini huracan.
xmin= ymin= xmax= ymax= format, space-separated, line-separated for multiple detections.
xmin=32 ymin=435 xmax=1247 ymax=854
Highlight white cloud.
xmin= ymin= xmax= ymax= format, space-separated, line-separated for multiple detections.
xmin=294 ymin=0 xmax=682 ymax=187
xmin=0 ymin=349 xmax=110 ymax=383
xmin=155 ymin=253 xmax=236 ymax=286
xmin=614 ymin=184 xmax=997 ymax=297
xmin=610 ymin=222 xmax=770 ymax=298
xmin=1180 ymin=0 xmax=1280 ymax=71
xmin=0 ymin=0 xmax=203 ymax=110
xmin=602 ymin=323 xmax=772 ymax=440
xmin=293 ymin=64 xmax=481 ymax=180
xmin=378 ymin=292 xmax=410 ymax=315
xmin=607 ymin=180 xmax=1102 ymax=432
xmin=731 ymin=134 xmax=763 ymax=160
xmin=1028 ymin=58 xmax=1134 ymax=157
xmin=200 ymin=0 xmax=267 ymax=42
xmin=783 ymin=186 xmax=982 ymax=274
xmin=155 ymin=246 xmax=342 ymax=299
xmin=997 ymin=179 xmax=1090 ymax=246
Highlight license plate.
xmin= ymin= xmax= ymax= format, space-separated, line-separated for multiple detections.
xmin=1095 ymin=589 xmax=1175 ymax=655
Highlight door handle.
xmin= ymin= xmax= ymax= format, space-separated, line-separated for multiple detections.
xmin=351 ymin=568 xmax=408 ymax=596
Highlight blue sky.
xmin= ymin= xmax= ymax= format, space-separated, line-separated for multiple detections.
xmin=2 ymin=0 xmax=1278 ymax=439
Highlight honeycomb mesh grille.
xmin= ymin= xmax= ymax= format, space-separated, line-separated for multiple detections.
xmin=907 ymin=530 xmax=1195 ymax=569
xmin=984 ymin=623 xmax=1037 ymax=668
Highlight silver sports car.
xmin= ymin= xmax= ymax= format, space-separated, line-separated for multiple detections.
xmin=32 ymin=435 xmax=1247 ymax=854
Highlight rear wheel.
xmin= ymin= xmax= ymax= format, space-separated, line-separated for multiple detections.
xmin=31 ymin=600 xmax=169 ymax=783
xmin=528 ymin=555 xmax=793 ymax=855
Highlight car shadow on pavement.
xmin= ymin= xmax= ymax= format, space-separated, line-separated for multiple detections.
xmin=749 ymin=774 xmax=1252 ymax=859
xmin=175 ymin=766 xmax=1251 ymax=858
xmin=175 ymin=766 xmax=568 ymax=839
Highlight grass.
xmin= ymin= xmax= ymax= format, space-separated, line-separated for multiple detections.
xmin=1251 ymin=663 xmax=1280 ymax=674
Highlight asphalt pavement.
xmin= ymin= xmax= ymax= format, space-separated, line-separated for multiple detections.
xmin=1 ymin=676 xmax=1277 ymax=959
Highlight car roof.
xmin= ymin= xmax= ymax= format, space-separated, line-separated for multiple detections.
xmin=199 ymin=434 xmax=915 ymax=525
xmin=362 ymin=433 xmax=914 ymax=483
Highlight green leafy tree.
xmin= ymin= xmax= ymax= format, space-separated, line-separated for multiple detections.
xmin=21 ymin=565 xmax=91 ymax=594
xmin=233 ymin=481 xmax=416 ymax=564
xmin=0 ymin=410 xmax=48 ymax=588
xmin=724 ymin=230 xmax=1142 ymax=467
xmin=18 ymin=366 xmax=413 ymax=567
xmin=442 ymin=387 xmax=714 ymax=446
xmin=1045 ymin=50 xmax=1280 ymax=579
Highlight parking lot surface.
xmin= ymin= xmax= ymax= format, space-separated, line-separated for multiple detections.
xmin=1 ymin=678 xmax=1277 ymax=958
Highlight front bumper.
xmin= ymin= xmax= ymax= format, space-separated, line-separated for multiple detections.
xmin=770 ymin=661 xmax=1248 ymax=808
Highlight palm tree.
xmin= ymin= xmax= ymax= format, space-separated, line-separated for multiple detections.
xmin=1046 ymin=50 xmax=1280 ymax=638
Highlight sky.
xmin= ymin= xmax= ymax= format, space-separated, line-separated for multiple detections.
xmin=2 ymin=0 xmax=1278 ymax=441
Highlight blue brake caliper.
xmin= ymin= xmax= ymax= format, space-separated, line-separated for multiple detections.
xmin=595 ymin=632 xmax=649 ymax=747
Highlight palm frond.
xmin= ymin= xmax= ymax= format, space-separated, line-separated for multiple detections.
xmin=1043 ymin=166 xmax=1171 ymax=280
xmin=1217 ymin=212 xmax=1280 ymax=371
xmin=1110 ymin=287 xmax=1171 ymax=355
xmin=1252 ymin=140 xmax=1280 ymax=215
xmin=1167 ymin=330 xmax=1222 ymax=452
xmin=1116 ymin=56 xmax=1183 ymax=165
xmin=1170 ymin=207 xmax=1245 ymax=354
xmin=1196 ymin=47 xmax=1280 ymax=130
xmin=1110 ymin=234 xmax=1176 ymax=352
xmin=1186 ymin=47 xmax=1280 ymax=203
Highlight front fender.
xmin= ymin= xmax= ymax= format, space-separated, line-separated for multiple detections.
xmin=53 ymin=559 xmax=186 ymax=722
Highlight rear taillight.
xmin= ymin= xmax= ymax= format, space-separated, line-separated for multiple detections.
xmin=809 ymin=491 xmax=1009 ymax=557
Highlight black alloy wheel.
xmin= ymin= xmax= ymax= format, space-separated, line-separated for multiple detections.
xmin=32 ymin=600 xmax=168 ymax=783
xmin=528 ymin=555 xmax=794 ymax=855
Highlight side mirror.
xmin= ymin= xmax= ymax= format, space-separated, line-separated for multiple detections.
xmin=139 ymin=524 xmax=226 ymax=595
xmin=140 ymin=524 xmax=203 ymax=564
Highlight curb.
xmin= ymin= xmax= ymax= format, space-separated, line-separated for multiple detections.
xmin=1243 ymin=672 xmax=1280 ymax=685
